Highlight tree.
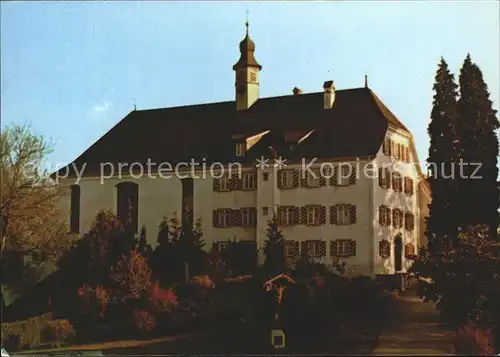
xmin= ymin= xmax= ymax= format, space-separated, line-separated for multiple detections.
xmin=0 ymin=124 xmax=68 ymax=293
xmin=263 ymin=211 xmax=286 ymax=276
xmin=426 ymin=58 xmax=461 ymax=252
xmin=411 ymin=225 xmax=500 ymax=339
xmin=135 ymin=226 xmax=152 ymax=260
xmin=151 ymin=216 xmax=206 ymax=284
xmin=222 ymin=238 xmax=258 ymax=276
xmin=456 ymin=54 xmax=500 ymax=237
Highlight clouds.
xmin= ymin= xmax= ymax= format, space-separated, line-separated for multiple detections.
xmin=93 ymin=101 xmax=110 ymax=113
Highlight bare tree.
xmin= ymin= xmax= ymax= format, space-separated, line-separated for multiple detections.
xmin=1 ymin=124 xmax=69 ymax=275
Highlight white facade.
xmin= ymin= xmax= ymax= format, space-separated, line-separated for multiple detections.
xmin=59 ymin=125 xmax=423 ymax=277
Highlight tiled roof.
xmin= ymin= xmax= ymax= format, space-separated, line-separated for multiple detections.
xmin=55 ymin=87 xmax=409 ymax=178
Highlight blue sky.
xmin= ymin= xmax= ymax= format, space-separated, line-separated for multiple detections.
xmin=1 ymin=1 xmax=499 ymax=170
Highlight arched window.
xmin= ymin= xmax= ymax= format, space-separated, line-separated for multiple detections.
xmin=116 ymin=182 xmax=139 ymax=233
xmin=70 ymin=185 xmax=80 ymax=233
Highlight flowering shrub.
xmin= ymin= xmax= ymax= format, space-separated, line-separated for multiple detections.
xmin=133 ymin=309 xmax=156 ymax=333
xmin=149 ymin=282 xmax=179 ymax=312
xmin=77 ymin=284 xmax=109 ymax=319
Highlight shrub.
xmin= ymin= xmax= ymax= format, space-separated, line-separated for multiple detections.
xmin=455 ymin=324 xmax=495 ymax=356
xmin=133 ymin=309 xmax=156 ymax=333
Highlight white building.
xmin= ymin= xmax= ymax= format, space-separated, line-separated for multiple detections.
xmin=55 ymin=23 xmax=430 ymax=277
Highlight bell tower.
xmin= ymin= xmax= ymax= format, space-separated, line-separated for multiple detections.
xmin=233 ymin=20 xmax=262 ymax=110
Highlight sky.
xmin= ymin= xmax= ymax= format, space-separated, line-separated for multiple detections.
xmin=1 ymin=1 xmax=499 ymax=171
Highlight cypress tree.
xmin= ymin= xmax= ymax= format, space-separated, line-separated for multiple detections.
xmin=456 ymin=54 xmax=499 ymax=237
xmin=263 ymin=212 xmax=286 ymax=276
xmin=426 ymin=58 xmax=460 ymax=251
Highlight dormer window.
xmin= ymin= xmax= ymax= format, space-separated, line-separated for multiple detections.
xmin=236 ymin=142 xmax=246 ymax=156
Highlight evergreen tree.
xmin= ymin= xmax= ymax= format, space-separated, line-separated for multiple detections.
xmin=177 ymin=218 xmax=206 ymax=279
xmin=263 ymin=211 xmax=286 ymax=276
xmin=136 ymin=226 xmax=152 ymax=260
xmin=150 ymin=217 xmax=177 ymax=284
xmin=456 ymin=54 xmax=499 ymax=237
xmin=426 ymin=58 xmax=461 ymax=251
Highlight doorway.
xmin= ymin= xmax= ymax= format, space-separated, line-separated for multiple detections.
xmin=394 ymin=235 xmax=403 ymax=272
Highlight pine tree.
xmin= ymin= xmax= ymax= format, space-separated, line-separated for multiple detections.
xmin=426 ymin=58 xmax=461 ymax=251
xmin=456 ymin=54 xmax=499 ymax=237
xmin=263 ymin=211 xmax=286 ymax=276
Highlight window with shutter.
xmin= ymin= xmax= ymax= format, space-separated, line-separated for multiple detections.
xmin=116 ymin=182 xmax=138 ymax=234
xmin=242 ymin=172 xmax=256 ymax=190
xmin=405 ymin=213 xmax=415 ymax=231
xmin=393 ymin=209 xmax=403 ymax=228
xmin=404 ymin=177 xmax=414 ymax=196
xmin=392 ymin=172 xmax=403 ymax=192
xmin=279 ymin=170 xmax=295 ymax=189
xmin=382 ymin=138 xmax=391 ymax=155
xmin=217 ymin=208 xmax=232 ymax=227
xmin=293 ymin=206 xmax=300 ymax=225
xmin=279 ymin=206 xmax=296 ymax=226
xmin=379 ymin=240 xmax=391 ymax=258
xmin=241 ymin=207 xmax=256 ymax=227
xmin=215 ymin=176 xmax=230 ymax=192
xmin=305 ymin=169 xmax=321 ymax=188
xmin=284 ymin=240 xmax=299 ymax=258
xmin=379 ymin=168 xmax=391 ymax=189
xmin=331 ymin=239 xmax=355 ymax=257
xmin=305 ymin=240 xmax=323 ymax=257
xmin=319 ymin=206 xmax=326 ymax=224
xmin=336 ymin=204 xmax=351 ymax=225
xmin=305 ymin=205 xmax=321 ymax=225
xmin=339 ymin=165 xmax=354 ymax=186
xmin=379 ymin=206 xmax=386 ymax=226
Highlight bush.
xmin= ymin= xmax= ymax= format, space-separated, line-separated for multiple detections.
xmin=0 ymin=314 xmax=74 ymax=351
xmin=455 ymin=324 xmax=495 ymax=355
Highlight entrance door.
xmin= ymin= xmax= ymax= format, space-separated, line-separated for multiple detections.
xmin=394 ymin=236 xmax=403 ymax=272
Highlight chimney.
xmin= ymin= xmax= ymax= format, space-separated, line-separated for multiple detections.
xmin=292 ymin=87 xmax=303 ymax=96
xmin=323 ymin=80 xmax=336 ymax=109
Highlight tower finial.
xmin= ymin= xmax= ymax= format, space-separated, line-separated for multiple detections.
xmin=245 ymin=10 xmax=249 ymax=34
xmin=364 ymin=74 xmax=368 ymax=88
xmin=133 ymin=98 xmax=136 ymax=111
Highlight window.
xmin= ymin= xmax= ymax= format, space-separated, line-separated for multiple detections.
xmin=338 ymin=204 xmax=350 ymax=224
xmin=330 ymin=204 xmax=356 ymax=225
xmin=378 ymin=168 xmax=391 ymax=189
xmin=379 ymin=205 xmax=392 ymax=226
xmin=306 ymin=170 xmax=320 ymax=187
xmin=235 ymin=142 xmax=246 ymax=156
xmin=241 ymin=207 xmax=256 ymax=228
xmin=215 ymin=208 xmax=232 ymax=228
xmin=405 ymin=213 xmax=415 ymax=231
xmin=392 ymin=172 xmax=403 ymax=192
xmin=116 ymin=182 xmax=138 ymax=233
xmin=217 ymin=241 xmax=230 ymax=252
xmin=242 ymin=172 xmax=256 ymax=190
xmin=284 ymin=240 xmax=299 ymax=258
xmin=404 ymin=177 xmax=414 ymax=196
xmin=331 ymin=239 xmax=356 ymax=257
xmin=304 ymin=240 xmax=325 ymax=258
xmin=263 ymin=172 xmax=269 ymax=181
xmin=379 ymin=240 xmax=391 ymax=258
xmin=69 ymin=184 xmax=80 ymax=233
xmin=339 ymin=165 xmax=354 ymax=186
xmin=279 ymin=206 xmax=296 ymax=225
xmin=405 ymin=147 xmax=411 ymax=163
xmin=278 ymin=170 xmax=295 ymax=189
xmin=382 ymin=138 xmax=392 ymax=156
xmin=393 ymin=209 xmax=403 ymax=228
xmin=405 ymin=243 xmax=416 ymax=257
xmin=262 ymin=207 xmax=269 ymax=215
xmin=214 ymin=175 xmax=230 ymax=192
xmin=250 ymin=71 xmax=257 ymax=82
xmin=306 ymin=206 xmax=321 ymax=225
xmin=236 ymin=69 xmax=245 ymax=82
